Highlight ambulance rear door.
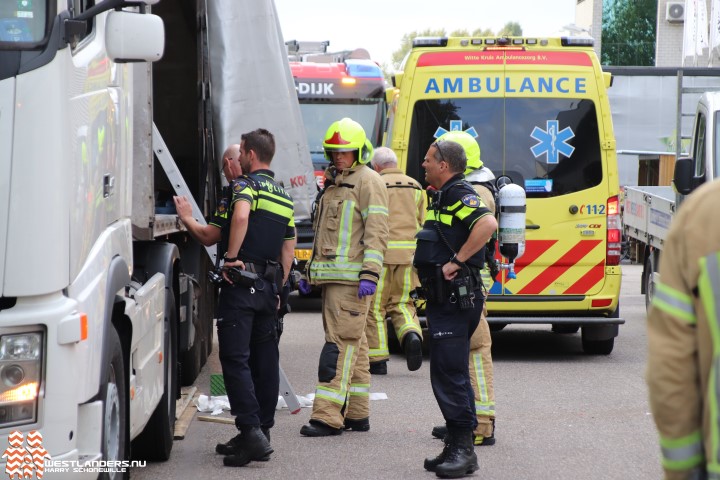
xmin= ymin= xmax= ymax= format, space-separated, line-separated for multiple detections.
xmin=497 ymin=50 xmax=608 ymax=301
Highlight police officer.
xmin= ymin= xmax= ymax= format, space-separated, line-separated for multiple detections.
xmin=299 ymin=118 xmax=389 ymax=437
xmin=429 ymin=131 xmax=498 ymax=446
xmin=414 ymin=139 xmax=497 ymax=478
xmin=647 ymin=179 xmax=720 ymax=479
xmin=215 ymin=129 xmax=296 ymax=467
xmin=368 ymin=147 xmax=425 ymax=374
xmin=173 ymin=143 xmax=242 ymax=246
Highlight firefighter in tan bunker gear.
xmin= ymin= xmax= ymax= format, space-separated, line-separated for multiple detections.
xmin=367 ymin=147 xmax=426 ymax=375
xmin=300 ymin=118 xmax=389 ymax=437
xmin=647 ymin=179 xmax=720 ymax=480
xmin=429 ymin=131 xmax=497 ymax=446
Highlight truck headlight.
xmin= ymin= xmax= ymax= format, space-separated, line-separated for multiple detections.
xmin=0 ymin=333 xmax=42 ymax=426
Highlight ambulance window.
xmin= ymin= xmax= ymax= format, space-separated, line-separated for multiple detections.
xmin=408 ymin=98 xmax=603 ymax=196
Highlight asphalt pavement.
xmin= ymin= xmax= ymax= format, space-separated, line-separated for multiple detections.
xmin=133 ymin=263 xmax=662 ymax=480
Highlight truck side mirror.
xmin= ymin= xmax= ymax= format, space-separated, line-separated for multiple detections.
xmin=105 ymin=11 xmax=164 ymax=63
xmin=672 ymin=157 xmax=696 ymax=195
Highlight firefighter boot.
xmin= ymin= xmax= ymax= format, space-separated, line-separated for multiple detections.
xmin=403 ymin=332 xmax=423 ymax=371
xmin=300 ymin=419 xmax=343 ymax=437
xmin=424 ymin=435 xmax=451 ymax=472
xmin=432 ymin=421 xmax=495 ymax=446
xmin=434 ymin=429 xmax=479 ymax=479
xmin=343 ymin=417 xmax=370 ymax=432
xmin=369 ymin=360 xmax=387 ymax=375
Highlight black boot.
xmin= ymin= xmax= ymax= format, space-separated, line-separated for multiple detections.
xmin=343 ymin=417 xmax=370 ymax=432
xmin=432 ymin=422 xmax=496 ymax=446
xmin=434 ymin=429 xmax=479 ymax=478
xmin=424 ymin=436 xmax=451 ymax=472
xmin=217 ymin=427 xmax=271 ymax=458
xmin=403 ymin=332 xmax=423 ymax=371
xmin=236 ymin=426 xmax=273 ymax=460
xmin=369 ymin=360 xmax=387 ymax=375
xmin=300 ymin=419 xmax=343 ymax=437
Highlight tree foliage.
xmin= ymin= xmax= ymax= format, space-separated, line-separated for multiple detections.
xmin=601 ymin=0 xmax=657 ymax=66
xmin=390 ymin=22 xmax=523 ymax=71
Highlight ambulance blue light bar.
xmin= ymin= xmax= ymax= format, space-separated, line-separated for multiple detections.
xmin=412 ymin=37 xmax=448 ymax=48
xmin=345 ymin=59 xmax=383 ymax=78
xmin=561 ymin=37 xmax=594 ymax=47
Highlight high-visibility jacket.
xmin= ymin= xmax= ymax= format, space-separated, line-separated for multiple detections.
xmin=379 ymin=167 xmax=425 ymax=265
xmin=647 ymin=179 xmax=720 ymax=480
xmin=308 ymin=163 xmax=389 ymax=285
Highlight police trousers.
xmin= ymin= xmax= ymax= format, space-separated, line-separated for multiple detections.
xmin=368 ymin=263 xmax=422 ymax=363
xmin=469 ymin=303 xmax=495 ymax=437
xmin=426 ymin=289 xmax=483 ymax=430
xmin=311 ymin=283 xmax=372 ymax=429
xmin=216 ymin=278 xmax=279 ymax=430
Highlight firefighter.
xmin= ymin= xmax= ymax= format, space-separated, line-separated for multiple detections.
xmin=215 ymin=129 xmax=296 ymax=467
xmin=429 ymin=131 xmax=497 ymax=446
xmin=366 ymin=147 xmax=425 ymax=374
xmin=647 ymin=179 xmax=720 ymax=480
xmin=299 ymin=118 xmax=389 ymax=436
xmin=414 ymin=139 xmax=497 ymax=478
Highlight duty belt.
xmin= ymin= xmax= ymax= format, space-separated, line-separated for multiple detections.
xmin=243 ymin=262 xmax=267 ymax=274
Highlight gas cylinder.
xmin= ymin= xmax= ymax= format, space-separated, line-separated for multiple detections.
xmin=498 ymin=183 xmax=526 ymax=278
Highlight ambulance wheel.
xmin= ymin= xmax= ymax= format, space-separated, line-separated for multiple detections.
xmin=552 ymin=324 xmax=580 ymax=334
xmin=100 ymin=327 xmax=127 ymax=480
xmin=582 ymin=337 xmax=614 ymax=355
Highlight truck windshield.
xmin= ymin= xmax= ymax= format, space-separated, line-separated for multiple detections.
xmin=407 ymin=97 xmax=603 ymax=197
xmin=300 ymin=99 xmax=385 ymax=170
xmin=0 ymin=0 xmax=49 ymax=46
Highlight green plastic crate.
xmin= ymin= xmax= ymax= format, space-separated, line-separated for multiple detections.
xmin=210 ymin=374 xmax=226 ymax=396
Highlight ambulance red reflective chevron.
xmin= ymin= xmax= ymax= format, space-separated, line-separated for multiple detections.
xmin=387 ymin=37 xmax=623 ymax=354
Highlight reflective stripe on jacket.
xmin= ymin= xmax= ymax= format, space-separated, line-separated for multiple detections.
xmin=380 ymin=168 xmax=425 ymax=265
xmin=308 ymin=163 xmax=389 ymax=285
xmin=647 ymin=180 xmax=720 ymax=480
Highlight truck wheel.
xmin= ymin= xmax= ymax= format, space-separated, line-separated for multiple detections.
xmin=132 ymin=292 xmax=178 ymax=460
xmin=644 ymin=252 xmax=657 ymax=313
xmin=100 ymin=327 xmax=127 ymax=480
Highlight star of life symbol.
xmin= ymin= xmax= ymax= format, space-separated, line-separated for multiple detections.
xmin=2 ymin=431 xmax=50 ymax=479
xmin=530 ymin=120 xmax=575 ymax=164
xmin=433 ymin=120 xmax=478 ymax=139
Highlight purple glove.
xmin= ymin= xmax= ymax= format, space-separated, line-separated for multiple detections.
xmin=358 ymin=280 xmax=376 ymax=299
xmin=298 ymin=279 xmax=312 ymax=295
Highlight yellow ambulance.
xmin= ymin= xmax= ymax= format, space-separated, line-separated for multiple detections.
xmin=387 ymin=37 xmax=623 ymax=354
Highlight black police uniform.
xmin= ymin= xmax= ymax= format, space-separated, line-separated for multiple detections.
xmin=413 ymin=173 xmax=491 ymax=431
xmin=217 ymin=169 xmax=295 ymax=432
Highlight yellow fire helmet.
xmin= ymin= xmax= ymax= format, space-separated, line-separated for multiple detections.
xmin=437 ymin=130 xmax=482 ymax=174
xmin=323 ymin=117 xmax=374 ymax=165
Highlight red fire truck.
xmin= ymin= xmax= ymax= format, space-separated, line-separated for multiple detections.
xmin=287 ymin=41 xmax=388 ymax=188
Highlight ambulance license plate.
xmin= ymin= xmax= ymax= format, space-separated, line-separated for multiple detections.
xmin=295 ymin=249 xmax=312 ymax=261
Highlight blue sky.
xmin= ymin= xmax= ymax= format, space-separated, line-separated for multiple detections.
xmin=274 ymin=0 xmax=578 ymax=68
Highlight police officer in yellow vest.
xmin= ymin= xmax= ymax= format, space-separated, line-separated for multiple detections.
xmin=299 ymin=118 xmax=389 ymax=436
xmin=429 ymin=131 xmax=497 ymax=446
xmin=647 ymin=179 xmax=720 ymax=480
xmin=216 ymin=129 xmax=296 ymax=467
xmin=367 ymin=147 xmax=426 ymax=374
xmin=415 ymin=139 xmax=497 ymax=478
